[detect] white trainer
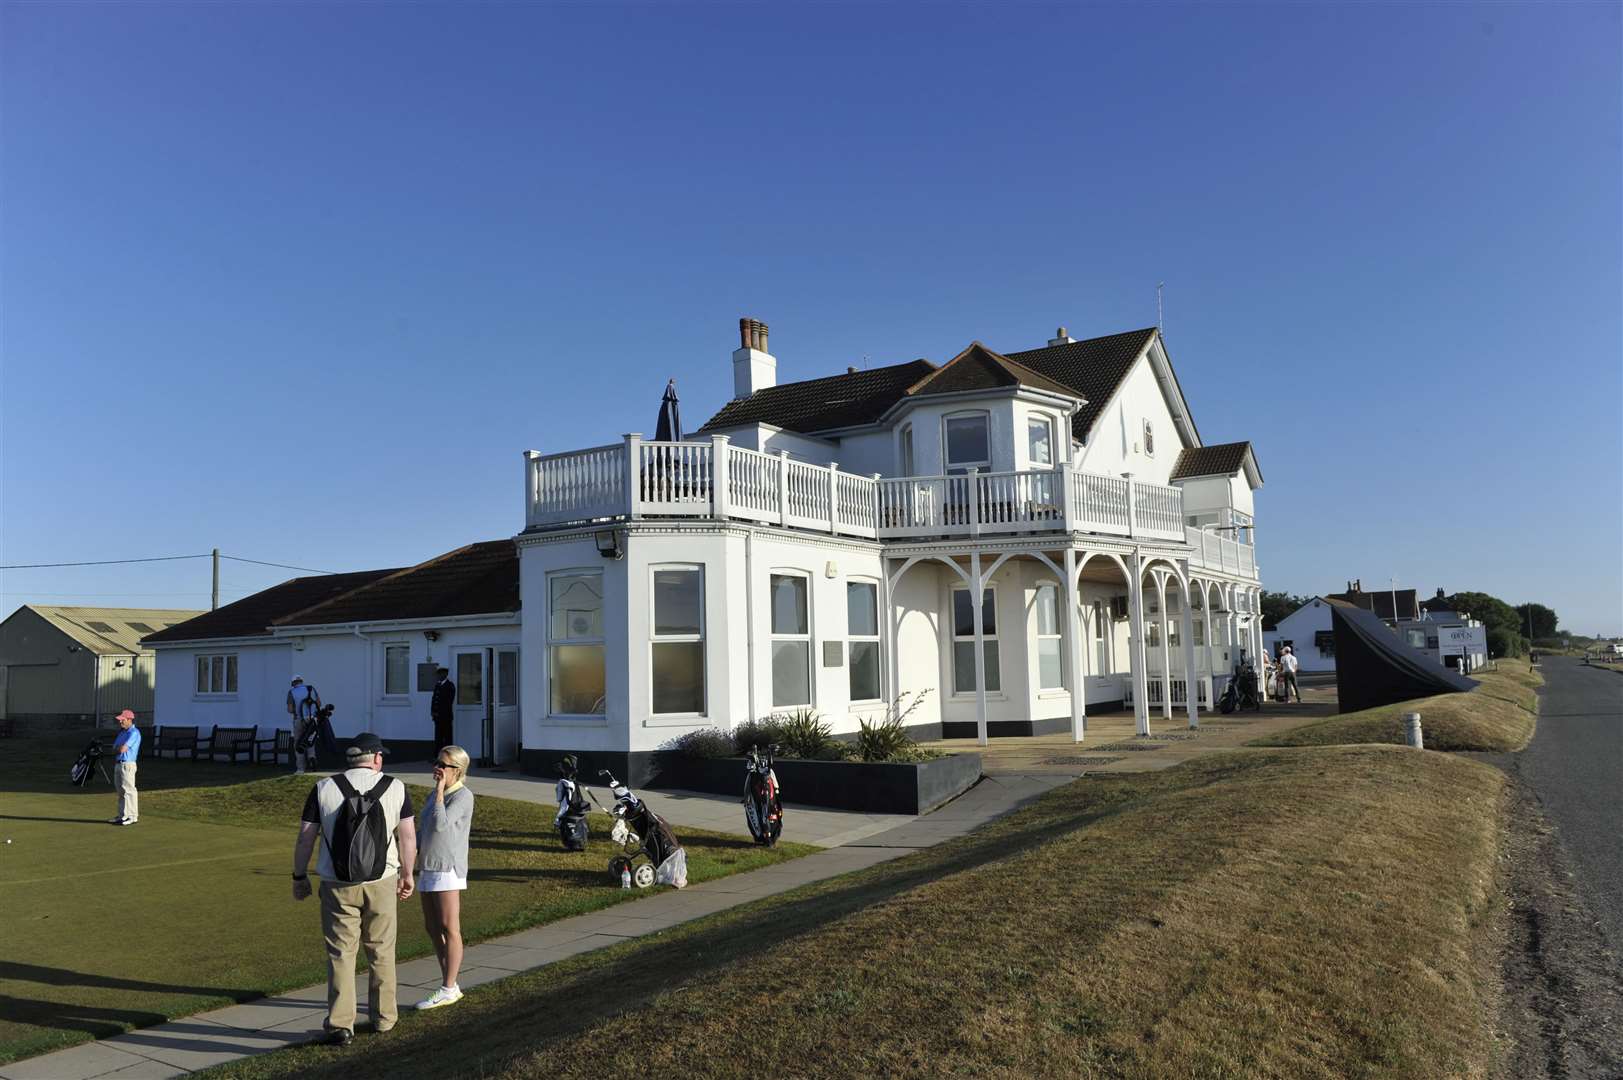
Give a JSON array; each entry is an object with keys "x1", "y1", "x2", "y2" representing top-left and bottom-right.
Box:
[{"x1": 414, "y1": 985, "x2": 463, "y2": 1010}]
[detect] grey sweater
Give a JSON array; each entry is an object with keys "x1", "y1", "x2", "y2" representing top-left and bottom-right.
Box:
[{"x1": 417, "y1": 785, "x2": 474, "y2": 878}]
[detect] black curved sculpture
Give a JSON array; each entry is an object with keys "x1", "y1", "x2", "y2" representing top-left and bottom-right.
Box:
[{"x1": 1332, "y1": 603, "x2": 1478, "y2": 713}]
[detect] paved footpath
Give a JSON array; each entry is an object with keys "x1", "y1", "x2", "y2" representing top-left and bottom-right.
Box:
[{"x1": 1, "y1": 774, "x2": 1067, "y2": 1080}]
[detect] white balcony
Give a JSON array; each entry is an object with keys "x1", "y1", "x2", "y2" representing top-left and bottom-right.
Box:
[{"x1": 524, "y1": 435, "x2": 1258, "y2": 579}]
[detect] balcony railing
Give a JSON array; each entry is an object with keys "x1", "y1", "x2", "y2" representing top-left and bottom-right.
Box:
[{"x1": 524, "y1": 435, "x2": 1257, "y2": 576}]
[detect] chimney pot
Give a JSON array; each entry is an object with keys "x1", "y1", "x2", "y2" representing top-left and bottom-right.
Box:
[{"x1": 847, "y1": 366, "x2": 857, "y2": 374}]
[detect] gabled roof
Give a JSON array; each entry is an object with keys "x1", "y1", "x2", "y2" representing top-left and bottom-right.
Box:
[
  {"x1": 1420, "y1": 589, "x2": 1456, "y2": 613},
  {"x1": 1003, "y1": 327, "x2": 1160, "y2": 442},
  {"x1": 17, "y1": 606, "x2": 207, "y2": 654},
  {"x1": 1326, "y1": 587, "x2": 1421, "y2": 623},
  {"x1": 902, "y1": 342, "x2": 1082, "y2": 402},
  {"x1": 1169, "y1": 441, "x2": 1263, "y2": 485},
  {"x1": 698, "y1": 359, "x2": 936, "y2": 435},
  {"x1": 142, "y1": 571, "x2": 399, "y2": 644},
  {"x1": 275, "y1": 540, "x2": 519, "y2": 627}
]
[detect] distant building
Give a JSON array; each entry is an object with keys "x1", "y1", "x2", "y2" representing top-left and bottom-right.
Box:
[
  {"x1": 0, "y1": 605, "x2": 204, "y2": 729},
  {"x1": 1264, "y1": 585, "x2": 1486, "y2": 674}
]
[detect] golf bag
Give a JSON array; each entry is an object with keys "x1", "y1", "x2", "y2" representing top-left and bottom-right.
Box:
[
  {"x1": 1218, "y1": 660, "x2": 1262, "y2": 714},
  {"x1": 596, "y1": 769, "x2": 687, "y2": 889},
  {"x1": 742, "y1": 744, "x2": 783, "y2": 847},
  {"x1": 555, "y1": 756, "x2": 590, "y2": 852},
  {"x1": 69, "y1": 739, "x2": 111, "y2": 788},
  {"x1": 295, "y1": 704, "x2": 337, "y2": 762}
]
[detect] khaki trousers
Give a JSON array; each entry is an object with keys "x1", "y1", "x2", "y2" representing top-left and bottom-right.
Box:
[
  {"x1": 115, "y1": 762, "x2": 138, "y2": 822},
  {"x1": 318, "y1": 876, "x2": 399, "y2": 1033}
]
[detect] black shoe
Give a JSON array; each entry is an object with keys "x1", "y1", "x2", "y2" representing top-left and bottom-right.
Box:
[{"x1": 324, "y1": 1028, "x2": 353, "y2": 1047}]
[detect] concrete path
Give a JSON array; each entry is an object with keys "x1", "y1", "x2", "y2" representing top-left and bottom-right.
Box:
[{"x1": 0, "y1": 775, "x2": 1067, "y2": 1079}]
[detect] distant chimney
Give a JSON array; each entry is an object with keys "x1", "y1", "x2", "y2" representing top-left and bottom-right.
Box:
[
  {"x1": 847, "y1": 366, "x2": 858, "y2": 374},
  {"x1": 732, "y1": 316, "x2": 777, "y2": 398},
  {"x1": 1048, "y1": 326, "x2": 1077, "y2": 346}
]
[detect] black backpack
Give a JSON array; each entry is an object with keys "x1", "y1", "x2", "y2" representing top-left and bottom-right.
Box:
[{"x1": 323, "y1": 774, "x2": 395, "y2": 883}]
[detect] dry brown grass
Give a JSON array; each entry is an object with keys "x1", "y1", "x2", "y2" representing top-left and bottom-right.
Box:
[
  {"x1": 1252, "y1": 659, "x2": 1541, "y2": 752},
  {"x1": 210, "y1": 746, "x2": 1507, "y2": 1080}
]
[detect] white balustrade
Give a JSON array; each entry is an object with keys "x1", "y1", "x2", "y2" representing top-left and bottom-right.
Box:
[
  {"x1": 525, "y1": 443, "x2": 627, "y2": 527},
  {"x1": 1132, "y1": 480, "x2": 1185, "y2": 540},
  {"x1": 637, "y1": 440, "x2": 713, "y2": 515}
]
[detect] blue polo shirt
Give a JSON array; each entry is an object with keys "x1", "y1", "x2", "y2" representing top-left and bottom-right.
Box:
[{"x1": 114, "y1": 725, "x2": 141, "y2": 763}]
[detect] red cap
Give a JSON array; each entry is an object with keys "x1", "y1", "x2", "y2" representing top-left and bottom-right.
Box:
[{"x1": 114, "y1": 709, "x2": 136, "y2": 721}]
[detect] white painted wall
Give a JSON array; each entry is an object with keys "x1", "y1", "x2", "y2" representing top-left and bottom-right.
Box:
[
  {"x1": 833, "y1": 430, "x2": 892, "y2": 478},
  {"x1": 1076, "y1": 356, "x2": 1184, "y2": 484},
  {"x1": 520, "y1": 534, "x2": 626, "y2": 759},
  {"x1": 1264, "y1": 598, "x2": 1336, "y2": 672},
  {"x1": 152, "y1": 639, "x2": 292, "y2": 733}
]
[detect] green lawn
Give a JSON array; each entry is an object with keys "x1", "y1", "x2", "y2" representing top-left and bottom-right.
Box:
[
  {"x1": 202, "y1": 746, "x2": 1508, "y2": 1080},
  {"x1": 0, "y1": 734, "x2": 813, "y2": 1065}
]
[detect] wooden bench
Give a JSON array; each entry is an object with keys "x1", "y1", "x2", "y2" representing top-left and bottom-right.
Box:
[
  {"x1": 154, "y1": 725, "x2": 201, "y2": 760},
  {"x1": 199, "y1": 724, "x2": 257, "y2": 764},
  {"x1": 255, "y1": 728, "x2": 294, "y2": 766}
]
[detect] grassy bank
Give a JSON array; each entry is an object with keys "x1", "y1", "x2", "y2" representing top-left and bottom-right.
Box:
[
  {"x1": 0, "y1": 734, "x2": 813, "y2": 1064},
  {"x1": 208, "y1": 746, "x2": 1507, "y2": 1080},
  {"x1": 1251, "y1": 658, "x2": 1541, "y2": 752}
]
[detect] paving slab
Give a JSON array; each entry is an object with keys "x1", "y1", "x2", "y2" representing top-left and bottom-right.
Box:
[
  {"x1": 92, "y1": 1059, "x2": 186, "y2": 1080},
  {"x1": 0, "y1": 1041, "x2": 156, "y2": 1080},
  {"x1": 191, "y1": 998, "x2": 327, "y2": 1036},
  {"x1": 100, "y1": 1020, "x2": 306, "y2": 1073}
]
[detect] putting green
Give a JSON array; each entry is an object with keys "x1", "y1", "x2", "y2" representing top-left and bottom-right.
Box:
[{"x1": 0, "y1": 737, "x2": 812, "y2": 1065}]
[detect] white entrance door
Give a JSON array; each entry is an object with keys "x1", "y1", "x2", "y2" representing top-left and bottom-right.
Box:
[
  {"x1": 451, "y1": 650, "x2": 488, "y2": 761},
  {"x1": 493, "y1": 648, "x2": 520, "y2": 766}
]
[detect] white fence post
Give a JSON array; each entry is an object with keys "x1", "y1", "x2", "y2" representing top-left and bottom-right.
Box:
[
  {"x1": 828, "y1": 462, "x2": 839, "y2": 534},
  {"x1": 1125, "y1": 477, "x2": 1138, "y2": 538},
  {"x1": 872, "y1": 472, "x2": 883, "y2": 533},
  {"x1": 711, "y1": 435, "x2": 731, "y2": 520},
  {"x1": 624, "y1": 433, "x2": 642, "y2": 519},
  {"x1": 1059, "y1": 463, "x2": 1076, "y2": 532},
  {"x1": 777, "y1": 450, "x2": 790, "y2": 527},
  {"x1": 968, "y1": 467, "x2": 982, "y2": 539},
  {"x1": 523, "y1": 450, "x2": 540, "y2": 527}
]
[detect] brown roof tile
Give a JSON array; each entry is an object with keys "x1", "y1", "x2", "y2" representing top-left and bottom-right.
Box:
[
  {"x1": 698, "y1": 359, "x2": 936, "y2": 435},
  {"x1": 1169, "y1": 441, "x2": 1256, "y2": 481},
  {"x1": 1004, "y1": 328, "x2": 1159, "y2": 442},
  {"x1": 142, "y1": 570, "x2": 400, "y2": 644},
  {"x1": 904, "y1": 342, "x2": 1082, "y2": 401},
  {"x1": 275, "y1": 540, "x2": 519, "y2": 626}
]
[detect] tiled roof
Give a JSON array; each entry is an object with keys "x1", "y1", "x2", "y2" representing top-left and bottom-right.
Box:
[
  {"x1": 1004, "y1": 328, "x2": 1159, "y2": 442},
  {"x1": 276, "y1": 540, "x2": 519, "y2": 627},
  {"x1": 1326, "y1": 588, "x2": 1420, "y2": 622},
  {"x1": 18, "y1": 606, "x2": 208, "y2": 654},
  {"x1": 142, "y1": 571, "x2": 399, "y2": 644},
  {"x1": 698, "y1": 359, "x2": 937, "y2": 435},
  {"x1": 1169, "y1": 441, "x2": 1255, "y2": 481},
  {"x1": 904, "y1": 342, "x2": 1082, "y2": 401}
]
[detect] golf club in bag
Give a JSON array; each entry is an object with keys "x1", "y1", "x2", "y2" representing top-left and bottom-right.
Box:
[
  {"x1": 742, "y1": 743, "x2": 783, "y2": 846},
  {"x1": 593, "y1": 769, "x2": 687, "y2": 889},
  {"x1": 69, "y1": 739, "x2": 113, "y2": 788}
]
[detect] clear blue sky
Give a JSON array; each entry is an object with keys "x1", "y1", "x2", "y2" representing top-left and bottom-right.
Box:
[{"x1": 3, "y1": 3, "x2": 1619, "y2": 634}]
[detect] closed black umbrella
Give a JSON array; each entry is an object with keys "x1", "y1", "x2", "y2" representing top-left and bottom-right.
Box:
[{"x1": 654, "y1": 379, "x2": 682, "y2": 442}]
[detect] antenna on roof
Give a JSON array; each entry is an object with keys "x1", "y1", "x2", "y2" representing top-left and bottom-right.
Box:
[{"x1": 1156, "y1": 282, "x2": 1165, "y2": 335}]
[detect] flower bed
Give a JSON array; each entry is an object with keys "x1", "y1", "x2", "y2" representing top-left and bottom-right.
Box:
[{"x1": 649, "y1": 751, "x2": 982, "y2": 815}]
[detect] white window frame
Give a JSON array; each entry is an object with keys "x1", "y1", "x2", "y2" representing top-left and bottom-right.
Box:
[
  {"x1": 847, "y1": 579, "x2": 883, "y2": 704},
  {"x1": 1093, "y1": 600, "x2": 1110, "y2": 676},
  {"x1": 943, "y1": 410, "x2": 992, "y2": 475},
  {"x1": 547, "y1": 567, "x2": 606, "y2": 719},
  {"x1": 650, "y1": 564, "x2": 706, "y2": 718},
  {"x1": 951, "y1": 585, "x2": 1000, "y2": 695},
  {"x1": 1027, "y1": 415, "x2": 1054, "y2": 468},
  {"x1": 381, "y1": 642, "x2": 411, "y2": 698},
  {"x1": 195, "y1": 653, "x2": 238, "y2": 697},
  {"x1": 1034, "y1": 582, "x2": 1065, "y2": 691},
  {"x1": 770, "y1": 570, "x2": 814, "y2": 709}
]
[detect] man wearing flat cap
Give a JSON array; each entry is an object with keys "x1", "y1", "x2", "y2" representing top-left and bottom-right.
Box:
[{"x1": 291, "y1": 733, "x2": 417, "y2": 1046}]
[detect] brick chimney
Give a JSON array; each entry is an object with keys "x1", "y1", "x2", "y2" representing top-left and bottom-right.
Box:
[{"x1": 732, "y1": 317, "x2": 777, "y2": 398}]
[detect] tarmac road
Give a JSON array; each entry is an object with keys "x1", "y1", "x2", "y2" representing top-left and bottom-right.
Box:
[{"x1": 1506, "y1": 656, "x2": 1623, "y2": 950}]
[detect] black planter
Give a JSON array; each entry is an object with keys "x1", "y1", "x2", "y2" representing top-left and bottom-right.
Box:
[{"x1": 647, "y1": 752, "x2": 982, "y2": 815}]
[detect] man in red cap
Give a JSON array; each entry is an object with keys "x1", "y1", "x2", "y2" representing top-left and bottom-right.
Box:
[{"x1": 110, "y1": 709, "x2": 141, "y2": 825}]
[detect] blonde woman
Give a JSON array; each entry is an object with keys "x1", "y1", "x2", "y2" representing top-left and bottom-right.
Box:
[{"x1": 415, "y1": 745, "x2": 474, "y2": 1009}]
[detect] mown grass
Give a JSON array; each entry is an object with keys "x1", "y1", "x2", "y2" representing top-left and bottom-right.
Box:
[
  {"x1": 1250, "y1": 658, "x2": 1542, "y2": 752},
  {"x1": 205, "y1": 746, "x2": 1507, "y2": 1080},
  {"x1": 0, "y1": 734, "x2": 813, "y2": 1064}
]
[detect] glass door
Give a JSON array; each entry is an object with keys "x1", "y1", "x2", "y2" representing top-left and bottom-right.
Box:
[{"x1": 451, "y1": 649, "x2": 487, "y2": 761}]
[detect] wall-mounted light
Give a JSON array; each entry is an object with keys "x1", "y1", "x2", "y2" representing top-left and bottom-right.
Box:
[
  {"x1": 824, "y1": 560, "x2": 838, "y2": 579},
  {"x1": 595, "y1": 529, "x2": 625, "y2": 560},
  {"x1": 424, "y1": 630, "x2": 440, "y2": 642}
]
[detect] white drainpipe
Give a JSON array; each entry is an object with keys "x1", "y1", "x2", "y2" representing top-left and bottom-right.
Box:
[{"x1": 352, "y1": 624, "x2": 373, "y2": 734}]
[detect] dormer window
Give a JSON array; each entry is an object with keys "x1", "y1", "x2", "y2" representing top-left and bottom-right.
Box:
[
  {"x1": 1027, "y1": 417, "x2": 1053, "y2": 467},
  {"x1": 944, "y1": 412, "x2": 990, "y2": 475},
  {"x1": 1143, "y1": 419, "x2": 1155, "y2": 457}
]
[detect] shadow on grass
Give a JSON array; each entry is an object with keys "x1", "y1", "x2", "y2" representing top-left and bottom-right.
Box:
[
  {"x1": 0, "y1": 814, "x2": 111, "y2": 825},
  {"x1": 0, "y1": 961, "x2": 262, "y2": 1051}
]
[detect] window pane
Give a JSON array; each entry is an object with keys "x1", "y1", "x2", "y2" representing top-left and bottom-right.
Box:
[
  {"x1": 900, "y1": 427, "x2": 914, "y2": 475},
  {"x1": 456, "y1": 653, "x2": 483, "y2": 705},
  {"x1": 953, "y1": 590, "x2": 974, "y2": 637},
  {"x1": 980, "y1": 590, "x2": 996, "y2": 637},
  {"x1": 849, "y1": 640, "x2": 881, "y2": 701},
  {"x1": 945, "y1": 414, "x2": 989, "y2": 466},
  {"x1": 1035, "y1": 585, "x2": 1058, "y2": 635},
  {"x1": 550, "y1": 573, "x2": 603, "y2": 641},
  {"x1": 211, "y1": 656, "x2": 224, "y2": 694},
  {"x1": 549, "y1": 644, "x2": 604, "y2": 714},
  {"x1": 952, "y1": 641, "x2": 1000, "y2": 693},
  {"x1": 770, "y1": 575, "x2": 808, "y2": 635},
  {"x1": 847, "y1": 582, "x2": 878, "y2": 637},
  {"x1": 226, "y1": 655, "x2": 238, "y2": 694},
  {"x1": 497, "y1": 650, "x2": 519, "y2": 707},
  {"x1": 771, "y1": 641, "x2": 810, "y2": 707},
  {"x1": 197, "y1": 656, "x2": 208, "y2": 693},
  {"x1": 653, "y1": 569, "x2": 702, "y2": 636},
  {"x1": 652, "y1": 641, "x2": 705, "y2": 714},
  {"x1": 385, "y1": 646, "x2": 409, "y2": 695},
  {"x1": 1038, "y1": 638, "x2": 1063, "y2": 689},
  {"x1": 1028, "y1": 419, "x2": 1052, "y2": 465}
]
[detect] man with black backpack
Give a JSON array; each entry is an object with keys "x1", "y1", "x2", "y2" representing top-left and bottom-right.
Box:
[{"x1": 291, "y1": 733, "x2": 417, "y2": 1046}]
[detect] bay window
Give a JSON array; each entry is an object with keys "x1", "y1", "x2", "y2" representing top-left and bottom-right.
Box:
[
  {"x1": 549, "y1": 570, "x2": 605, "y2": 716},
  {"x1": 651, "y1": 567, "x2": 705, "y2": 715}
]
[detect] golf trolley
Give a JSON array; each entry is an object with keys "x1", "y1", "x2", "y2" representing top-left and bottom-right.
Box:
[
  {"x1": 69, "y1": 738, "x2": 113, "y2": 788},
  {"x1": 591, "y1": 769, "x2": 686, "y2": 889},
  {"x1": 1218, "y1": 658, "x2": 1262, "y2": 714}
]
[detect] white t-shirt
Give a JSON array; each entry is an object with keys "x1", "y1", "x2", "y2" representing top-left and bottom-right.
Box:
[
  {"x1": 1281, "y1": 653, "x2": 1300, "y2": 675},
  {"x1": 301, "y1": 768, "x2": 413, "y2": 882},
  {"x1": 288, "y1": 684, "x2": 320, "y2": 720}
]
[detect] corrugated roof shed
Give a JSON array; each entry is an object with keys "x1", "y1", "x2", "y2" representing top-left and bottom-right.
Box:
[
  {"x1": 142, "y1": 571, "x2": 399, "y2": 644},
  {"x1": 26, "y1": 606, "x2": 207, "y2": 654},
  {"x1": 275, "y1": 540, "x2": 519, "y2": 627}
]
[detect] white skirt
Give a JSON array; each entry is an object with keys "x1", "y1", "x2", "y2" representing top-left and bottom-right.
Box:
[{"x1": 417, "y1": 870, "x2": 467, "y2": 892}]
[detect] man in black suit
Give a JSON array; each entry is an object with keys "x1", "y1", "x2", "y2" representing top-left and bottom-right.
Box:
[{"x1": 430, "y1": 667, "x2": 455, "y2": 751}]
